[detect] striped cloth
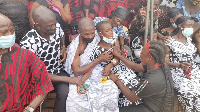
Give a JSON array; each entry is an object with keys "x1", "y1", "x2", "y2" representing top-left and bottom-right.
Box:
[{"x1": 0, "y1": 46, "x2": 54, "y2": 112}]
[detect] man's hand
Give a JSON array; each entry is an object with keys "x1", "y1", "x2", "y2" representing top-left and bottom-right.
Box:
[
  {"x1": 59, "y1": 47, "x2": 66, "y2": 63},
  {"x1": 68, "y1": 77, "x2": 84, "y2": 85},
  {"x1": 179, "y1": 62, "x2": 191, "y2": 71},
  {"x1": 98, "y1": 51, "x2": 113, "y2": 62},
  {"x1": 51, "y1": 0, "x2": 63, "y2": 9}
]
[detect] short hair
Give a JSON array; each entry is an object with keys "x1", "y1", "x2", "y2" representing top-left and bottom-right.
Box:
[
  {"x1": 78, "y1": 17, "x2": 95, "y2": 32},
  {"x1": 167, "y1": 7, "x2": 183, "y2": 19},
  {"x1": 32, "y1": 5, "x2": 55, "y2": 24},
  {"x1": 96, "y1": 21, "x2": 111, "y2": 32}
]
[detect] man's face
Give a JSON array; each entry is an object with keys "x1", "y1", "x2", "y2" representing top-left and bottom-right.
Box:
[
  {"x1": 80, "y1": 26, "x2": 95, "y2": 40},
  {"x1": 0, "y1": 19, "x2": 15, "y2": 37},
  {"x1": 36, "y1": 17, "x2": 57, "y2": 36}
]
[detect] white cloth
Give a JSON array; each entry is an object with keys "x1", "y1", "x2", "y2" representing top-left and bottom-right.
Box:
[{"x1": 65, "y1": 32, "x2": 119, "y2": 112}]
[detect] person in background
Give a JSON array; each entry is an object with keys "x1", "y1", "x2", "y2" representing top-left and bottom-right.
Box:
[
  {"x1": 165, "y1": 16, "x2": 200, "y2": 112},
  {"x1": 20, "y1": 6, "x2": 81, "y2": 112},
  {"x1": 0, "y1": 13, "x2": 54, "y2": 112},
  {"x1": 158, "y1": 7, "x2": 183, "y2": 42},
  {"x1": 110, "y1": 41, "x2": 174, "y2": 112},
  {"x1": 99, "y1": 0, "x2": 128, "y2": 17},
  {"x1": 158, "y1": 0, "x2": 176, "y2": 33},
  {"x1": 93, "y1": 6, "x2": 129, "y2": 55},
  {"x1": 64, "y1": 0, "x2": 82, "y2": 46},
  {"x1": 83, "y1": 0, "x2": 100, "y2": 20},
  {"x1": 131, "y1": 27, "x2": 157, "y2": 64},
  {"x1": 176, "y1": 0, "x2": 200, "y2": 22},
  {"x1": 176, "y1": 0, "x2": 200, "y2": 65},
  {"x1": 0, "y1": 0, "x2": 30, "y2": 44},
  {"x1": 30, "y1": 0, "x2": 72, "y2": 29}
]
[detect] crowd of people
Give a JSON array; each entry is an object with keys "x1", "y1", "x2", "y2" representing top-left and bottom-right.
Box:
[{"x1": 0, "y1": 0, "x2": 200, "y2": 112}]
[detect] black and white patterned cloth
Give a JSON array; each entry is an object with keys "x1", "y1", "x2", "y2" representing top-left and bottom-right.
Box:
[
  {"x1": 130, "y1": 36, "x2": 142, "y2": 63},
  {"x1": 90, "y1": 45, "x2": 142, "y2": 107},
  {"x1": 20, "y1": 23, "x2": 64, "y2": 74},
  {"x1": 167, "y1": 37, "x2": 200, "y2": 112}
]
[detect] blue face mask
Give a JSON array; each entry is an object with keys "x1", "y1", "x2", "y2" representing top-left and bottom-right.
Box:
[
  {"x1": 103, "y1": 36, "x2": 114, "y2": 44},
  {"x1": 172, "y1": 23, "x2": 177, "y2": 28},
  {"x1": 182, "y1": 28, "x2": 193, "y2": 37},
  {"x1": 0, "y1": 33, "x2": 15, "y2": 49}
]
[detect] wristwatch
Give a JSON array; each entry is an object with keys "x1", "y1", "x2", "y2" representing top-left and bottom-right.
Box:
[{"x1": 25, "y1": 106, "x2": 34, "y2": 112}]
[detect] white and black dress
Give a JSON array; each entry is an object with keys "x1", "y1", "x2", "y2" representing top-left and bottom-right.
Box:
[
  {"x1": 90, "y1": 45, "x2": 142, "y2": 108},
  {"x1": 167, "y1": 37, "x2": 200, "y2": 112}
]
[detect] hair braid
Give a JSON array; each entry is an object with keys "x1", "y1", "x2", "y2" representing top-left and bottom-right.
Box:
[{"x1": 149, "y1": 41, "x2": 167, "y2": 72}]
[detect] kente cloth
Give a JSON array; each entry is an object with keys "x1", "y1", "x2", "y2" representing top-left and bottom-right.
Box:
[{"x1": 0, "y1": 46, "x2": 54, "y2": 112}]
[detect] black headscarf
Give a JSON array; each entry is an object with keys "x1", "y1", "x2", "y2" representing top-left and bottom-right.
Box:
[{"x1": 109, "y1": 6, "x2": 129, "y2": 21}]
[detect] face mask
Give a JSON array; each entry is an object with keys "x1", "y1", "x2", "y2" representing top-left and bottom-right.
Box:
[
  {"x1": 0, "y1": 33, "x2": 15, "y2": 49},
  {"x1": 182, "y1": 28, "x2": 194, "y2": 37},
  {"x1": 46, "y1": 28, "x2": 56, "y2": 35},
  {"x1": 172, "y1": 23, "x2": 177, "y2": 28},
  {"x1": 81, "y1": 36, "x2": 94, "y2": 43},
  {"x1": 103, "y1": 36, "x2": 114, "y2": 44}
]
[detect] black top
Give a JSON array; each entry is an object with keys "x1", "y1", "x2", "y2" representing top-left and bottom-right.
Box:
[
  {"x1": 0, "y1": 0, "x2": 30, "y2": 44},
  {"x1": 133, "y1": 65, "x2": 174, "y2": 112},
  {"x1": 35, "y1": 0, "x2": 69, "y2": 28}
]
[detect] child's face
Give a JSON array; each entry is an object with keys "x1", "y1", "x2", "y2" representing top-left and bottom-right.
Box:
[{"x1": 100, "y1": 23, "x2": 113, "y2": 39}]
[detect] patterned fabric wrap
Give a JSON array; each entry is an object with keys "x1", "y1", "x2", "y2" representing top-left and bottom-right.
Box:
[
  {"x1": 176, "y1": 0, "x2": 200, "y2": 22},
  {"x1": 190, "y1": 0, "x2": 200, "y2": 5},
  {"x1": 167, "y1": 36, "x2": 200, "y2": 112}
]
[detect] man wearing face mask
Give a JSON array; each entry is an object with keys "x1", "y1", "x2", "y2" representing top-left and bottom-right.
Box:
[
  {"x1": 20, "y1": 6, "x2": 81, "y2": 112},
  {"x1": 64, "y1": 17, "x2": 113, "y2": 112},
  {"x1": 0, "y1": 13, "x2": 54, "y2": 112}
]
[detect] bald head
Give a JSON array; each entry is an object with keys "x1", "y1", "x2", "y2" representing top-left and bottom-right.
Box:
[
  {"x1": 32, "y1": 5, "x2": 56, "y2": 24},
  {"x1": 78, "y1": 17, "x2": 95, "y2": 32},
  {"x1": 0, "y1": 13, "x2": 15, "y2": 37},
  {"x1": 0, "y1": 13, "x2": 13, "y2": 27}
]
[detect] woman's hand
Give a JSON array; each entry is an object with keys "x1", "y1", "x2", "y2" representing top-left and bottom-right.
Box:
[
  {"x1": 179, "y1": 62, "x2": 191, "y2": 71},
  {"x1": 109, "y1": 73, "x2": 119, "y2": 82},
  {"x1": 51, "y1": 0, "x2": 63, "y2": 9},
  {"x1": 111, "y1": 44, "x2": 121, "y2": 57},
  {"x1": 98, "y1": 51, "x2": 113, "y2": 62}
]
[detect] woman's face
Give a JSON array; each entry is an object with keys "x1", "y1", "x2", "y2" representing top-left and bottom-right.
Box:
[
  {"x1": 181, "y1": 20, "x2": 195, "y2": 29},
  {"x1": 112, "y1": 16, "x2": 125, "y2": 27},
  {"x1": 170, "y1": 14, "x2": 183, "y2": 24},
  {"x1": 100, "y1": 23, "x2": 113, "y2": 39},
  {"x1": 140, "y1": 46, "x2": 151, "y2": 65}
]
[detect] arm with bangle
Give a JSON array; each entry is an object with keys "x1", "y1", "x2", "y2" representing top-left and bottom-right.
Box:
[
  {"x1": 109, "y1": 73, "x2": 141, "y2": 102},
  {"x1": 23, "y1": 93, "x2": 47, "y2": 112}
]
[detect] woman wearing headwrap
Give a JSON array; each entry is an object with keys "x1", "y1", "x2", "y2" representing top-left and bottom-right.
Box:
[
  {"x1": 93, "y1": 6, "x2": 129, "y2": 55},
  {"x1": 165, "y1": 16, "x2": 200, "y2": 112}
]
